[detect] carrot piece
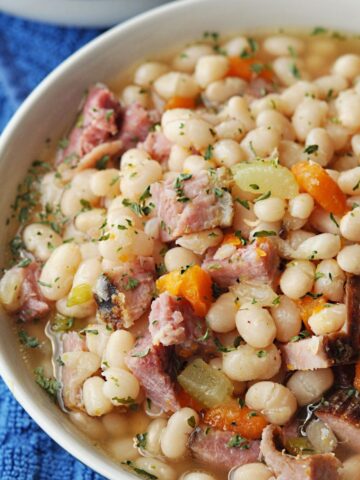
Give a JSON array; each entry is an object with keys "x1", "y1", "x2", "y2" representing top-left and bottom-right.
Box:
[
  {"x1": 292, "y1": 161, "x2": 348, "y2": 216},
  {"x1": 296, "y1": 295, "x2": 327, "y2": 331},
  {"x1": 165, "y1": 96, "x2": 196, "y2": 110},
  {"x1": 156, "y1": 265, "x2": 213, "y2": 316},
  {"x1": 227, "y1": 57, "x2": 274, "y2": 82},
  {"x1": 177, "y1": 388, "x2": 205, "y2": 412},
  {"x1": 203, "y1": 402, "x2": 268, "y2": 440},
  {"x1": 221, "y1": 232, "x2": 242, "y2": 247},
  {"x1": 354, "y1": 361, "x2": 360, "y2": 392}
]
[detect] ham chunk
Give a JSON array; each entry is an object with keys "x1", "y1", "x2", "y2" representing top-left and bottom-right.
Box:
[
  {"x1": 125, "y1": 334, "x2": 180, "y2": 412},
  {"x1": 151, "y1": 169, "x2": 233, "y2": 241},
  {"x1": 138, "y1": 131, "x2": 172, "y2": 164},
  {"x1": 61, "y1": 332, "x2": 101, "y2": 410},
  {"x1": 261, "y1": 425, "x2": 341, "y2": 480},
  {"x1": 202, "y1": 238, "x2": 279, "y2": 288},
  {"x1": 119, "y1": 103, "x2": 160, "y2": 151},
  {"x1": 18, "y1": 262, "x2": 50, "y2": 322},
  {"x1": 281, "y1": 275, "x2": 360, "y2": 371},
  {"x1": 316, "y1": 388, "x2": 360, "y2": 453},
  {"x1": 149, "y1": 292, "x2": 214, "y2": 357},
  {"x1": 57, "y1": 83, "x2": 121, "y2": 165},
  {"x1": 94, "y1": 257, "x2": 155, "y2": 329},
  {"x1": 189, "y1": 427, "x2": 260, "y2": 470}
]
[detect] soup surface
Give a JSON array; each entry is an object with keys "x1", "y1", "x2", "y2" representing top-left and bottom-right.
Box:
[{"x1": 3, "y1": 27, "x2": 360, "y2": 480}]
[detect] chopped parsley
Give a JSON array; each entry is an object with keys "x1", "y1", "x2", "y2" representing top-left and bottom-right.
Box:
[
  {"x1": 305, "y1": 292, "x2": 323, "y2": 299},
  {"x1": 311, "y1": 26, "x2": 328, "y2": 35},
  {"x1": 34, "y1": 367, "x2": 61, "y2": 401},
  {"x1": 187, "y1": 416, "x2": 196, "y2": 428},
  {"x1": 249, "y1": 183, "x2": 260, "y2": 190},
  {"x1": 214, "y1": 187, "x2": 224, "y2": 198},
  {"x1": 131, "y1": 348, "x2": 150, "y2": 358},
  {"x1": 17, "y1": 258, "x2": 31, "y2": 268},
  {"x1": 272, "y1": 296, "x2": 281, "y2": 306},
  {"x1": 204, "y1": 144, "x2": 214, "y2": 161},
  {"x1": 80, "y1": 198, "x2": 92, "y2": 211},
  {"x1": 290, "y1": 63, "x2": 301, "y2": 79},
  {"x1": 197, "y1": 328, "x2": 210, "y2": 342},
  {"x1": 122, "y1": 461, "x2": 158, "y2": 480},
  {"x1": 122, "y1": 197, "x2": 154, "y2": 217},
  {"x1": 214, "y1": 337, "x2": 236, "y2": 353},
  {"x1": 19, "y1": 330, "x2": 39, "y2": 348},
  {"x1": 329, "y1": 213, "x2": 339, "y2": 228},
  {"x1": 253, "y1": 230, "x2": 277, "y2": 238},
  {"x1": 124, "y1": 277, "x2": 140, "y2": 290},
  {"x1": 234, "y1": 230, "x2": 247, "y2": 245},
  {"x1": 353, "y1": 180, "x2": 360, "y2": 191},
  {"x1": 135, "y1": 432, "x2": 148, "y2": 449},
  {"x1": 255, "y1": 191, "x2": 271, "y2": 202},
  {"x1": 236, "y1": 198, "x2": 250, "y2": 210},
  {"x1": 174, "y1": 173, "x2": 192, "y2": 203},
  {"x1": 257, "y1": 350, "x2": 267, "y2": 358},
  {"x1": 304, "y1": 144, "x2": 319, "y2": 155},
  {"x1": 51, "y1": 313, "x2": 74, "y2": 332},
  {"x1": 95, "y1": 154, "x2": 110, "y2": 170},
  {"x1": 227, "y1": 434, "x2": 249, "y2": 449},
  {"x1": 290, "y1": 330, "x2": 311, "y2": 342}
]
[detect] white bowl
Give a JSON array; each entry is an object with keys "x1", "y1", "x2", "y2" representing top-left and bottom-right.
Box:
[
  {"x1": 0, "y1": 0, "x2": 360, "y2": 478},
  {"x1": 0, "y1": 0, "x2": 173, "y2": 27}
]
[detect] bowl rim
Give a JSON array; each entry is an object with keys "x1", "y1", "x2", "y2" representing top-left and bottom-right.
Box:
[{"x1": 0, "y1": 1, "x2": 203, "y2": 478}]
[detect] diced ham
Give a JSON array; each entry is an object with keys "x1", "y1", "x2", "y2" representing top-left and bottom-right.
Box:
[
  {"x1": 149, "y1": 292, "x2": 214, "y2": 357},
  {"x1": 138, "y1": 131, "x2": 172, "y2": 164},
  {"x1": 125, "y1": 334, "x2": 180, "y2": 412},
  {"x1": 316, "y1": 389, "x2": 360, "y2": 453},
  {"x1": 61, "y1": 332, "x2": 101, "y2": 410},
  {"x1": 202, "y1": 239, "x2": 279, "y2": 288},
  {"x1": 189, "y1": 427, "x2": 260, "y2": 470},
  {"x1": 119, "y1": 103, "x2": 160, "y2": 151},
  {"x1": 57, "y1": 84, "x2": 122, "y2": 165},
  {"x1": 94, "y1": 257, "x2": 155, "y2": 329},
  {"x1": 260, "y1": 425, "x2": 341, "y2": 480},
  {"x1": 281, "y1": 275, "x2": 360, "y2": 371},
  {"x1": 18, "y1": 262, "x2": 50, "y2": 322},
  {"x1": 151, "y1": 169, "x2": 233, "y2": 241}
]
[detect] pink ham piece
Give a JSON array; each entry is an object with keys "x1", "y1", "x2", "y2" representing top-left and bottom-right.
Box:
[
  {"x1": 316, "y1": 388, "x2": 360, "y2": 453},
  {"x1": 61, "y1": 332, "x2": 88, "y2": 410},
  {"x1": 189, "y1": 427, "x2": 260, "y2": 470},
  {"x1": 151, "y1": 169, "x2": 233, "y2": 241},
  {"x1": 281, "y1": 275, "x2": 360, "y2": 371},
  {"x1": 202, "y1": 238, "x2": 279, "y2": 288},
  {"x1": 148, "y1": 292, "x2": 214, "y2": 357},
  {"x1": 125, "y1": 333, "x2": 180, "y2": 412},
  {"x1": 260, "y1": 425, "x2": 341, "y2": 480},
  {"x1": 56, "y1": 83, "x2": 122, "y2": 165},
  {"x1": 119, "y1": 103, "x2": 160, "y2": 151},
  {"x1": 94, "y1": 257, "x2": 155, "y2": 329},
  {"x1": 18, "y1": 262, "x2": 50, "y2": 322},
  {"x1": 138, "y1": 130, "x2": 172, "y2": 164}
]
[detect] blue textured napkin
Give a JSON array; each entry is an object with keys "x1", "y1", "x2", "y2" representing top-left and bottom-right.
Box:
[{"x1": 0, "y1": 11, "x2": 106, "y2": 479}]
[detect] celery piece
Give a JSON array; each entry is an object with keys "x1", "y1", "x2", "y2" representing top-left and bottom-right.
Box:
[
  {"x1": 66, "y1": 283, "x2": 93, "y2": 307},
  {"x1": 232, "y1": 161, "x2": 299, "y2": 199},
  {"x1": 285, "y1": 437, "x2": 314, "y2": 456},
  {"x1": 178, "y1": 358, "x2": 233, "y2": 408}
]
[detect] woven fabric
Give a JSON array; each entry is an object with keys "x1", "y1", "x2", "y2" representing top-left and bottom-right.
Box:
[{"x1": 0, "y1": 11, "x2": 106, "y2": 479}]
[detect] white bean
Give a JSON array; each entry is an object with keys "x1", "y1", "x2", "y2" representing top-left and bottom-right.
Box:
[
  {"x1": 292, "y1": 98, "x2": 328, "y2": 141},
  {"x1": 160, "y1": 407, "x2": 199, "y2": 459},
  {"x1": 251, "y1": 94, "x2": 286, "y2": 118},
  {"x1": 120, "y1": 159, "x2": 162, "y2": 199},
  {"x1": 0, "y1": 267, "x2": 24, "y2": 312},
  {"x1": 69, "y1": 411, "x2": 107, "y2": 441},
  {"x1": 173, "y1": 44, "x2": 214, "y2": 72},
  {"x1": 314, "y1": 259, "x2": 345, "y2": 302},
  {"x1": 176, "y1": 229, "x2": 223, "y2": 255},
  {"x1": 23, "y1": 223, "x2": 62, "y2": 261},
  {"x1": 338, "y1": 166, "x2": 360, "y2": 195},
  {"x1": 256, "y1": 109, "x2": 295, "y2": 141},
  {"x1": 134, "y1": 457, "x2": 176, "y2": 480},
  {"x1": 144, "y1": 418, "x2": 167, "y2": 455},
  {"x1": 280, "y1": 260, "x2": 315, "y2": 299},
  {"x1": 222, "y1": 36, "x2": 250, "y2": 56},
  {"x1": 134, "y1": 62, "x2": 169, "y2": 88},
  {"x1": 325, "y1": 122, "x2": 351, "y2": 151},
  {"x1": 39, "y1": 243, "x2": 81, "y2": 300},
  {"x1": 102, "y1": 330, "x2": 135, "y2": 369},
  {"x1": 333, "y1": 154, "x2": 359, "y2": 172},
  {"x1": 195, "y1": 55, "x2": 229, "y2": 88},
  {"x1": 56, "y1": 297, "x2": 95, "y2": 319},
  {"x1": 86, "y1": 324, "x2": 111, "y2": 358},
  {"x1": 314, "y1": 74, "x2": 348, "y2": 99},
  {"x1": 121, "y1": 85, "x2": 150, "y2": 108},
  {"x1": 287, "y1": 230, "x2": 315, "y2": 250},
  {"x1": 214, "y1": 119, "x2": 246, "y2": 142},
  {"x1": 306, "y1": 419, "x2": 337, "y2": 454},
  {"x1": 102, "y1": 368, "x2": 140, "y2": 406},
  {"x1": 287, "y1": 369, "x2": 334, "y2": 406},
  {"x1": 227, "y1": 96, "x2": 255, "y2": 132},
  {"x1": 168, "y1": 145, "x2": 190, "y2": 172},
  {"x1": 335, "y1": 90, "x2": 360, "y2": 130},
  {"x1": 288, "y1": 193, "x2": 314, "y2": 219},
  {"x1": 278, "y1": 140, "x2": 303, "y2": 168},
  {"x1": 270, "y1": 295, "x2": 302, "y2": 342},
  {"x1": 75, "y1": 208, "x2": 106, "y2": 238},
  {"x1": 272, "y1": 57, "x2": 307, "y2": 87},
  {"x1": 254, "y1": 197, "x2": 286, "y2": 222},
  {"x1": 263, "y1": 35, "x2": 304, "y2": 56},
  {"x1": 211, "y1": 139, "x2": 246, "y2": 168},
  {"x1": 245, "y1": 381, "x2": 297, "y2": 425},
  {"x1": 102, "y1": 412, "x2": 129, "y2": 437},
  {"x1": 241, "y1": 126, "x2": 280, "y2": 158},
  {"x1": 181, "y1": 473, "x2": 217, "y2": 480},
  {"x1": 83, "y1": 376, "x2": 113, "y2": 417},
  {"x1": 352, "y1": 134, "x2": 360, "y2": 157},
  {"x1": 231, "y1": 463, "x2": 273, "y2": 480},
  {"x1": 154, "y1": 72, "x2": 200, "y2": 99},
  {"x1": 120, "y1": 148, "x2": 151, "y2": 169},
  {"x1": 337, "y1": 244, "x2": 360, "y2": 274},
  {"x1": 205, "y1": 77, "x2": 246, "y2": 104},
  {"x1": 281, "y1": 81, "x2": 319, "y2": 116},
  {"x1": 90, "y1": 169, "x2": 120, "y2": 198},
  {"x1": 164, "y1": 247, "x2": 200, "y2": 272},
  {"x1": 309, "y1": 207, "x2": 340, "y2": 235},
  {"x1": 183, "y1": 155, "x2": 216, "y2": 173},
  {"x1": 236, "y1": 305, "x2": 276, "y2": 349},
  {"x1": 206, "y1": 292, "x2": 237, "y2": 333},
  {"x1": 332, "y1": 54, "x2": 360, "y2": 81},
  {"x1": 293, "y1": 233, "x2": 341, "y2": 260},
  {"x1": 340, "y1": 207, "x2": 360, "y2": 241},
  {"x1": 341, "y1": 454, "x2": 360, "y2": 480},
  {"x1": 304, "y1": 128, "x2": 334, "y2": 167},
  {"x1": 164, "y1": 118, "x2": 214, "y2": 150},
  {"x1": 308, "y1": 303, "x2": 346, "y2": 335},
  {"x1": 107, "y1": 437, "x2": 138, "y2": 461},
  {"x1": 222, "y1": 344, "x2": 281, "y2": 382}
]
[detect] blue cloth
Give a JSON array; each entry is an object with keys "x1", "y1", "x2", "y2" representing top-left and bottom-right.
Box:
[{"x1": 0, "y1": 11, "x2": 106, "y2": 479}]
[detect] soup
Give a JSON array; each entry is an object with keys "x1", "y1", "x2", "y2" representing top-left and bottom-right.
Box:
[{"x1": 2, "y1": 27, "x2": 360, "y2": 480}]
